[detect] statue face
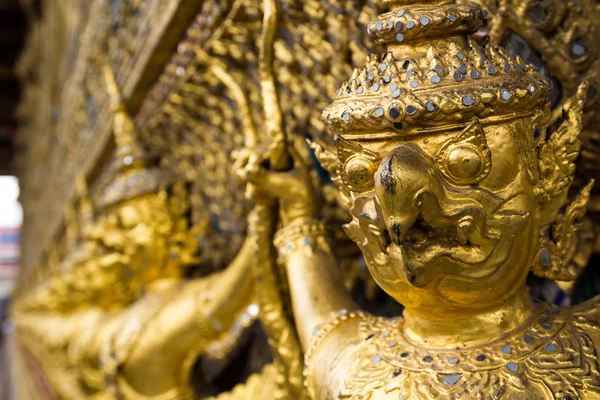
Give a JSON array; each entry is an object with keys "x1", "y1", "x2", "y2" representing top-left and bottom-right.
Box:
[
  {"x1": 111, "y1": 194, "x2": 172, "y2": 283},
  {"x1": 342, "y1": 118, "x2": 544, "y2": 315}
]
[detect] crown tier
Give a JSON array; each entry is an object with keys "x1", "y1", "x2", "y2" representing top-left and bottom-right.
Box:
[
  {"x1": 323, "y1": 1, "x2": 550, "y2": 138},
  {"x1": 369, "y1": 3, "x2": 483, "y2": 54}
]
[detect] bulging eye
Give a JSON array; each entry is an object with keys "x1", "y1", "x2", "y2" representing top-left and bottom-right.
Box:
[
  {"x1": 435, "y1": 120, "x2": 492, "y2": 185},
  {"x1": 343, "y1": 156, "x2": 377, "y2": 192},
  {"x1": 445, "y1": 145, "x2": 485, "y2": 181}
]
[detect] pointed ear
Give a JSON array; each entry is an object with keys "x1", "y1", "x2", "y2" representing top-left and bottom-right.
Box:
[
  {"x1": 336, "y1": 137, "x2": 380, "y2": 166},
  {"x1": 307, "y1": 138, "x2": 353, "y2": 211},
  {"x1": 535, "y1": 82, "x2": 587, "y2": 204}
]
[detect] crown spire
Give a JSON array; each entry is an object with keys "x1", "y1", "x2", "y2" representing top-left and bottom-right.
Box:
[
  {"x1": 96, "y1": 66, "x2": 175, "y2": 209},
  {"x1": 103, "y1": 65, "x2": 145, "y2": 168},
  {"x1": 369, "y1": 0, "x2": 483, "y2": 59}
]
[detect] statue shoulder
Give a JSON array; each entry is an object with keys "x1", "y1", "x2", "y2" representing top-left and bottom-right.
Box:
[
  {"x1": 305, "y1": 311, "x2": 402, "y2": 399},
  {"x1": 571, "y1": 295, "x2": 600, "y2": 342},
  {"x1": 572, "y1": 295, "x2": 600, "y2": 319},
  {"x1": 306, "y1": 303, "x2": 600, "y2": 400}
]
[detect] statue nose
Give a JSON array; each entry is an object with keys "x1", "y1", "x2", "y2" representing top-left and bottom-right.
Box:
[{"x1": 374, "y1": 144, "x2": 439, "y2": 244}]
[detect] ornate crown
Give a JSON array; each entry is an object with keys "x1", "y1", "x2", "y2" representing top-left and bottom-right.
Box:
[
  {"x1": 96, "y1": 67, "x2": 176, "y2": 209},
  {"x1": 322, "y1": 0, "x2": 551, "y2": 139}
]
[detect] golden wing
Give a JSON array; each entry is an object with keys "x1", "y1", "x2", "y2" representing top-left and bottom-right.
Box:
[{"x1": 535, "y1": 83, "x2": 587, "y2": 203}]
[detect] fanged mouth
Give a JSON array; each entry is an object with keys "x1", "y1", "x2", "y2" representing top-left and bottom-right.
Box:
[
  {"x1": 348, "y1": 189, "x2": 532, "y2": 285},
  {"x1": 384, "y1": 217, "x2": 492, "y2": 266},
  {"x1": 382, "y1": 207, "x2": 530, "y2": 268},
  {"x1": 401, "y1": 217, "x2": 476, "y2": 248}
]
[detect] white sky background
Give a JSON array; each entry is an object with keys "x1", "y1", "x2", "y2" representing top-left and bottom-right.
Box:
[{"x1": 0, "y1": 176, "x2": 22, "y2": 228}]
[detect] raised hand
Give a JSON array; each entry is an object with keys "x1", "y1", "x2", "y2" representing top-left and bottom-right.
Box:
[{"x1": 233, "y1": 137, "x2": 320, "y2": 226}]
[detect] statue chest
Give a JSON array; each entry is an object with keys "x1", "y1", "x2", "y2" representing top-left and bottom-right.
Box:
[{"x1": 338, "y1": 309, "x2": 600, "y2": 400}]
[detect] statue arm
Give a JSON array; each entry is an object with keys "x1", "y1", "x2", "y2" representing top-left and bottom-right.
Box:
[
  {"x1": 234, "y1": 139, "x2": 359, "y2": 350},
  {"x1": 273, "y1": 217, "x2": 359, "y2": 350},
  {"x1": 114, "y1": 227, "x2": 259, "y2": 397}
]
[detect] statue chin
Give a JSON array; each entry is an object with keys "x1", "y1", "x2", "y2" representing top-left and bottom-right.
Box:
[{"x1": 359, "y1": 203, "x2": 536, "y2": 312}]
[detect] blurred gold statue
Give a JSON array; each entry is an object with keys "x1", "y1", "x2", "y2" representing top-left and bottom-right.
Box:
[{"x1": 13, "y1": 67, "x2": 277, "y2": 400}]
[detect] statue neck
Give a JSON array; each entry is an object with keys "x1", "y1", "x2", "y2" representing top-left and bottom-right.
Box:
[{"x1": 401, "y1": 286, "x2": 535, "y2": 350}]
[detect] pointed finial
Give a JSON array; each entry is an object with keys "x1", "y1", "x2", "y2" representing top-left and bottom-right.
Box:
[
  {"x1": 96, "y1": 66, "x2": 176, "y2": 209},
  {"x1": 369, "y1": 1, "x2": 484, "y2": 56},
  {"x1": 103, "y1": 65, "x2": 144, "y2": 168}
]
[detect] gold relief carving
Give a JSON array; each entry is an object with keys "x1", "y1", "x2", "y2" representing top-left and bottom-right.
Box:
[
  {"x1": 533, "y1": 180, "x2": 594, "y2": 281},
  {"x1": 335, "y1": 304, "x2": 600, "y2": 399},
  {"x1": 535, "y1": 84, "x2": 587, "y2": 204},
  {"x1": 13, "y1": 73, "x2": 266, "y2": 399},
  {"x1": 10, "y1": 0, "x2": 600, "y2": 399},
  {"x1": 14, "y1": 0, "x2": 199, "y2": 279}
]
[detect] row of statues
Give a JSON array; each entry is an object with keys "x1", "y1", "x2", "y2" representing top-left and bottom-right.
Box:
[{"x1": 9, "y1": 0, "x2": 600, "y2": 399}]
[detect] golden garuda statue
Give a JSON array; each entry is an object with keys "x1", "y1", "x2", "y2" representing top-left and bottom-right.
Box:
[{"x1": 6, "y1": 0, "x2": 600, "y2": 399}]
